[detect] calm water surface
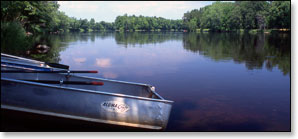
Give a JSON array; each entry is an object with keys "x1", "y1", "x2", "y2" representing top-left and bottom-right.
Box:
[{"x1": 5, "y1": 32, "x2": 291, "y2": 131}]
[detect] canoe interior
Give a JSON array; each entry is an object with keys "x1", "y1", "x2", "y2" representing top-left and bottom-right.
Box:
[{"x1": 1, "y1": 68, "x2": 161, "y2": 99}]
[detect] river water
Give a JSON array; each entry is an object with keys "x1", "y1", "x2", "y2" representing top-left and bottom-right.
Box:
[{"x1": 3, "y1": 32, "x2": 291, "y2": 131}]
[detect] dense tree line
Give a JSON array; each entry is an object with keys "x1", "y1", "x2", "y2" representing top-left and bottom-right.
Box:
[
  {"x1": 1, "y1": 1, "x2": 114, "y2": 34},
  {"x1": 1, "y1": 1, "x2": 290, "y2": 35},
  {"x1": 1, "y1": 1, "x2": 182, "y2": 33},
  {"x1": 114, "y1": 14, "x2": 183, "y2": 31},
  {"x1": 1, "y1": 1, "x2": 115, "y2": 53},
  {"x1": 183, "y1": 1, "x2": 290, "y2": 31}
]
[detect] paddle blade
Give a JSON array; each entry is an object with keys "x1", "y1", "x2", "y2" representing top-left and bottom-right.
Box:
[
  {"x1": 88, "y1": 71, "x2": 98, "y2": 73},
  {"x1": 46, "y1": 62, "x2": 69, "y2": 70},
  {"x1": 91, "y1": 81, "x2": 104, "y2": 85}
]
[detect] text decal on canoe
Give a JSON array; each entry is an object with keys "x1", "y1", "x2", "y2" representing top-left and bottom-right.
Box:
[{"x1": 101, "y1": 101, "x2": 129, "y2": 113}]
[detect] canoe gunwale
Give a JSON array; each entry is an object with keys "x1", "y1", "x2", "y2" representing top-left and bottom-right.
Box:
[
  {"x1": 1, "y1": 59, "x2": 67, "y2": 71},
  {"x1": 65, "y1": 74, "x2": 166, "y2": 100},
  {"x1": 1, "y1": 53, "x2": 43, "y2": 64},
  {"x1": 1, "y1": 77, "x2": 174, "y2": 104}
]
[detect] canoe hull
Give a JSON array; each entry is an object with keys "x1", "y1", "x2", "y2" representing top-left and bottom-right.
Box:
[
  {"x1": 1, "y1": 78, "x2": 173, "y2": 130},
  {"x1": 1, "y1": 108, "x2": 158, "y2": 131}
]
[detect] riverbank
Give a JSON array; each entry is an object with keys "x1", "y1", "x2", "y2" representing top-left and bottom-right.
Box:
[
  {"x1": 50, "y1": 28, "x2": 290, "y2": 34},
  {"x1": 194, "y1": 29, "x2": 290, "y2": 34}
]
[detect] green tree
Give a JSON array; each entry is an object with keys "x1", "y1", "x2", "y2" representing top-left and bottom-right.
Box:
[
  {"x1": 237, "y1": 1, "x2": 269, "y2": 29},
  {"x1": 79, "y1": 19, "x2": 89, "y2": 32},
  {"x1": 1, "y1": 1, "x2": 59, "y2": 33},
  {"x1": 90, "y1": 18, "x2": 95, "y2": 31},
  {"x1": 188, "y1": 18, "x2": 197, "y2": 32},
  {"x1": 267, "y1": 1, "x2": 290, "y2": 29}
]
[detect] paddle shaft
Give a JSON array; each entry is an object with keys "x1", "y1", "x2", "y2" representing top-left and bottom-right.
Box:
[
  {"x1": 1, "y1": 70, "x2": 98, "y2": 73},
  {"x1": 24, "y1": 80, "x2": 104, "y2": 85}
]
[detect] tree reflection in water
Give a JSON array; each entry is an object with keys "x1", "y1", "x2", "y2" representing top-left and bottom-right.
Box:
[
  {"x1": 182, "y1": 32, "x2": 290, "y2": 75},
  {"x1": 2, "y1": 32, "x2": 290, "y2": 75}
]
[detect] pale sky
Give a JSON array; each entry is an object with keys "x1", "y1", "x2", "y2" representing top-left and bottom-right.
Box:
[{"x1": 57, "y1": 1, "x2": 214, "y2": 22}]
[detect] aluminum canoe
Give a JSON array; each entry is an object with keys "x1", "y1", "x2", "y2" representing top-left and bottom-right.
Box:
[{"x1": 1, "y1": 66, "x2": 173, "y2": 130}]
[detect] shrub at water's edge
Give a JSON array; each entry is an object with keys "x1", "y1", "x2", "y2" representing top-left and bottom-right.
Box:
[{"x1": 1, "y1": 22, "x2": 32, "y2": 55}]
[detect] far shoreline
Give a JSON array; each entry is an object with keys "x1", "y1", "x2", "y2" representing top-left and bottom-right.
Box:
[{"x1": 47, "y1": 28, "x2": 291, "y2": 35}]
